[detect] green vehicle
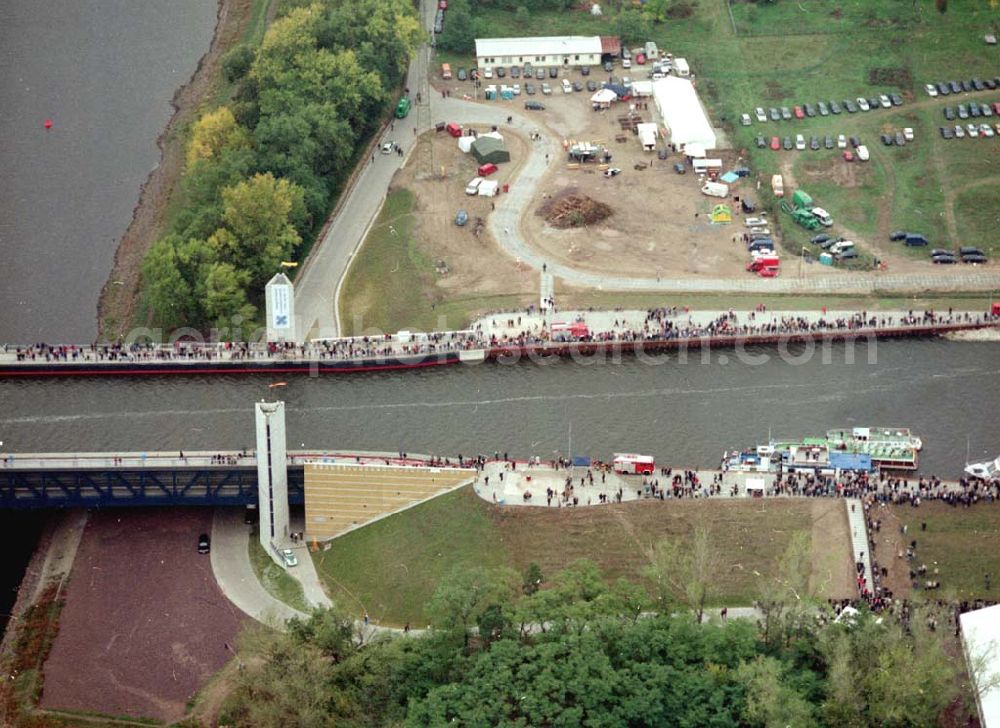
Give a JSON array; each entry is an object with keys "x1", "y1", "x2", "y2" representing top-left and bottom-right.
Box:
[{"x1": 394, "y1": 97, "x2": 411, "y2": 119}]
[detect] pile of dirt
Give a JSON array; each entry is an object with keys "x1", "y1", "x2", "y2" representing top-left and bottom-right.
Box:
[{"x1": 537, "y1": 189, "x2": 613, "y2": 228}]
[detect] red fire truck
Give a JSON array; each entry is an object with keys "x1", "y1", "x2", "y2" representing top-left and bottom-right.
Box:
[{"x1": 612, "y1": 453, "x2": 656, "y2": 475}]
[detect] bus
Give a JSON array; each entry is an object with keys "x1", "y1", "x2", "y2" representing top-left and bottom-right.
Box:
[{"x1": 395, "y1": 97, "x2": 411, "y2": 119}]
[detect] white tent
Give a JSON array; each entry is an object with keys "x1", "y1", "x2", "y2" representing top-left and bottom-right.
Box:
[
  {"x1": 590, "y1": 88, "x2": 617, "y2": 107},
  {"x1": 961, "y1": 604, "x2": 1000, "y2": 728},
  {"x1": 651, "y1": 76, "x2": 717, "y2": 152},
  {"x1": 636, "y1": 122, "x2": 658, "y2": 151},
  {"x1": 745, "y1": 477, "x2": 766, "y2": 497},
  {"x1": 458, "y1": 136, "x2": 474, "y2": 153},
  {"x1": 684, "y1": 143, "x2": 707, "y2": 158}
]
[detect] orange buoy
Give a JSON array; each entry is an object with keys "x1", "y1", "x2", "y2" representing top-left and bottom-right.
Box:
[{"x1": 44, "y1": 119, "x2": 53, "y2": 130}]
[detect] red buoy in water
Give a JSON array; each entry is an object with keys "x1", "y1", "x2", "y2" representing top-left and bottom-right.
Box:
[{"x1": 44, "y1": 119, "x2": 53, "y2": 130}]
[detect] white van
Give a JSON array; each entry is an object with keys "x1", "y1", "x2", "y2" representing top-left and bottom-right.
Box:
[
  {"x1": 644, "y1": 42, "x2": 659, "y2": 60},
  {"x1": 701, "y1": 181, "x2": 729, "y2": 198},
  {"x1": 830, "y1": 240, "x2": 855, "y2": 255},
  {"x1": 561, "y1": 78, "x2": 572, "y2": 93},
  {"x1": 465, "y1": 177, "x2": 484, "y2": 195},
  {"x1": 673, "y1": 57, "x2": 690, "y2": 77}
]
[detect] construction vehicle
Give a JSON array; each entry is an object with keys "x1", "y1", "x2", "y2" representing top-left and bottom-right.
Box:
[
  {"x1": 782, "y1": 202, "x2": 823, "y2": 230},
  {"x1": 791, "y1": 190, "x2": 814, "y2": 209}
]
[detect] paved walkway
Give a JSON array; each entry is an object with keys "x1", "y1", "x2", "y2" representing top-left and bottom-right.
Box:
[
  {"x1": 846, "y1": 498, "x2": 873, "y2": 597},
  {"x1": 210, "y1": 508, "x2": 307, "y2": 627}
]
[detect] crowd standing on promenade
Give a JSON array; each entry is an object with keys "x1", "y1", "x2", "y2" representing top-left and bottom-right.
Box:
[{"x1": 3, "y1": 307, "x2": 995, "y2": 365}]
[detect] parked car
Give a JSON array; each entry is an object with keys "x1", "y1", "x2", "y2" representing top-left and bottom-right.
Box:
[
  {"x1": 478, "y1": 162, "x2": 498, "y2": 176},
  {"x1": 857, "y1": 97, "x2": 870, "y2": 111},
  {"x1": 281, "y1": 549, "x2": 298, "y2": 567},
  {"x1": 937, "y1": 82, "x2": 950, "y2": 96},
  {"x1": 925, "y1": 83, "x2": 938, "y2": 97},
  {"x1": 818, "y1": 101, "x2": 830, "y2": 116},
  {"x1": 769, "y1": 107, "x2": 781, "y2": 121},
  {"x1": 793, "y1": 105, "x2": 805, "y2": 119},
  {"x1": 603, "y1": 167, "x2": 622, "y2": 177},
  {"x1": 868, "y1": 96, "x2": 880, "y2": 111},
  {"x1": 982, "y1": 104, "x2": 994, "y2": 117},
  {"x1": 836, "y1": 249, "x2": 859, "y2": 260},
  {"x1": 963, "y1": 253, "x2": 988, "y2": 264},
  {"x1": 944, "y1": 106, "x2": 956, "y2": 120},
  {"x1": 889, "y1": 230, "x2": 908, "y2": 241},
  {"x1": 454, "y1": 209, "x2": 468, "y2": 226},
  {"x1": 850, "y1": 135, "x2": 861, "y2": 148},
  {"x1": 580, "y1": 65, "x2": 590, "y2": 75},
  {"x1": 755, "y1": 135, "x2": 767, "y2": 148},
  {"x1": 770, "y1": 136, "x2": 780, "y2": 150},
  {"x1": 541, "y1": 82, "x2": 551, "y2": 95},
  {"x1": 745, "y1": 217, "x2": 769, "y2": 227},
  {"x1": 810, "y1": 136, "x2": 820, "y2": 150},
  {"x1": 881, "y1": 133, "x2": 893, "y2": 146},
  {"x1": 781, "y1": 106, "x2": 792, "y2": 120},
  {"x1": 561, "y1": 78, "x2": 572, "y2": 93},
  {"x1": 510, "y1": 66, "x2": 520, "y2": 78},
  {"x1": 810, "y1": 233, "x2": 831, "y2": 244},
  {"x1": 464, "y1": 177, "x2": 483, "y2": 195},
  {"x1": 741, "y1": 113, "x2": 752, "y2": 126},
  {"x1": 804, "y1": 103, "x2": 816, "y2": 117},
  {"x1": 961, "y1": 79, "x2": 972, "y2": 92},
  {"x1": 961, "y1": 246, "x2": 985, "y2": 256},
  {"x1": 824, "y1": 135, "x2": 834, "y2": 149},
  {"x1": 496, "y1": 66, "x2": 506, "y2": 78},
  {"x1": 524, "y1": 100, "x2": 545, "y2": 110},
  {"x1": 586, "y1": 80, "x2": 597, "y2": 92},
  {"x1": 842, "y1": 150, "x2": 854, "y2": 162},
  {"x1": 783, "y1": 136, "x2": 793, "y2": 150},
  {"x1": 457, "y1": 67, "x2": 467, "y2": 81},
  {"x1": 895, "y1": 130, "x2": 905, "y2": 146},
  {"x1": 967, "y1": 123, "x2": 979, "y2": 137},
  {"x1": 483, "y1": 66, "x2": 493, "y2": 79},
  {"x1": 958, "y1": 104, "x2": 969, "y2": 119},
  {"x1": 939, "y1": 126, "x2": 953, "y2": 139},
  {"x1": 525, "y1": 82, "x2": 536, "y2": 95},
  {"x1": 878, "y1": 94, "x2": 892, "y2": 108},
  {"x1": 890, "y1": 93, "x2": 903, "y2": 106},
  {"x1": 572, "y1": 80, "x2": 583, "y2": 91},
  {"x1": 856, "y1": 145, "x2": 870, "y2": 161},
  {"x1": 932, "y1": 254, "x2": 957, "y2": 264},
  {"x1": 844, "y1": 99, "x2": 857, "y2": 113},
  {"x1": 830, "y1": 100, "x2": 842, "y2": 114},
  {"x1": 949, "y1": 80, "x2": 961, "y2": 94},
  {"x1": 673, "y1": 162, "x2": 686, "y2": 174},
  {"x1": 837, "y1": 134, "x2": 847, "y2": 149},
  {"x1": 548, "y1": 66, "x2": 558, "y2": 78},
  {"x1": 970, "y1": 103, "x2": 981, "y2": 118},
  {"x1": 955, "y1": 125, "x2": 965, "y2": 138},
  {"x1": 536, "y1": 68, "x2": 545, "y2": 80},
  {"x1": 905, "y1": 233, "x2": 929, "y2": 246},
  {"x1": 603, "y1": 60, "x2": 613, "y2": 72},
  {"x1": 930, "y1": 248, "x2": 953, "y2": 257},
  {"x1": 981, "y1": 124, "x2": 995, "y2": 137},
  {"x1": 198, "y1": 533, "x2": 210, "y2": 554},
  {"x1": 794, "y1": 134, "x2": 806, "y2": 150},
  {"x1": 755, "y1": 107, "x2": 767, "y2": 122},
  {"x1": 903, "y1": 127, "x2": 914, "y2": 141}
]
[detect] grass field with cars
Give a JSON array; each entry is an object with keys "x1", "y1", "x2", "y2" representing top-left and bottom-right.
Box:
[{"x1": 445, "y1": 0, "x2": 1000, "y2": 259}]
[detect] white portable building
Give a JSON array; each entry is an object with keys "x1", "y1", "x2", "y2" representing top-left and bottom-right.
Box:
[
  {"x1": 636, "y1": 123, "x2": 658, "y2": 151},
  {"x1": 458, "y1": 136, "x2": 475, "y2": 153},
  {"x1": 630, "y1": 80, "x2": 653, "y2": 97},
  {"x1": 961, "y1": 604, "x2": 1000, "y2": 728},
  {"x1": 477, "y1": 179, "x2": 500, "y2": 197}
]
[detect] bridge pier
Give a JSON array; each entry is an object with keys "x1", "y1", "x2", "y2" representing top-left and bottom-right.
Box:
[{"x1": 255, "y1": 401, "x2": 291, "y2": 566}]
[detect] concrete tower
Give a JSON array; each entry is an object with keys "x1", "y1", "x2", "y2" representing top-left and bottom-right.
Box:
[
  {"x1": 265, "y1": 272, "x2": 296, "y2": 343},
  {"x1": 255, "y1": 400, "x2": 289, "y2": 561}
]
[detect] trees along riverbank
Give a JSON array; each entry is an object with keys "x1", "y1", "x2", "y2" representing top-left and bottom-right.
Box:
[{"x1": 141, "y1": 0, "x2": 421, "y2": 335}]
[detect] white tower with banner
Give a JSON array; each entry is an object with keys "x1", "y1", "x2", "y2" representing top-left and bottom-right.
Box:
[
  {"x1": 255, "y1": 400, "x2": 289, "y2": 563},
  {"x1": 265, "y1": 272, "x2": 296, "y2": 343}
]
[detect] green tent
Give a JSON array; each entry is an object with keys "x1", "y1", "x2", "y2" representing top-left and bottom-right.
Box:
[{"x1": 471, "y1": 136, "x2": 510, "y2": 164}]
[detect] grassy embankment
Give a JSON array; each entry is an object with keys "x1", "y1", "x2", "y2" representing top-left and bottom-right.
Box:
[
  {"x1": 893, "y1": 502, "x2": 1000, "y2": 601},
  {"x1": 313, "y1": 486, "x2": 847, "y2": 625},
  {"x1": 341, "y1": 2, "x2": 1000, "y2": 331},
  {"x1": 248, "y1": 529, "x2": 310, "y2": 613}
]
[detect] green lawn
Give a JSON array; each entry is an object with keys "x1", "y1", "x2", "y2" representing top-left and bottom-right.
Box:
[
  {"x1": 248, "y1": 530, "x2": 311, "y2": 613},
  {"x1": 312, "y1": 487, "x2": 851, "y2": 626},
  {"x1": 893, "y1": 503, "x2": 1000, "y2": 601}
]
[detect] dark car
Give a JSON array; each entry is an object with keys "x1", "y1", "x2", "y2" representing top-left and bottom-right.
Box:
[
  {"x1": 843, "y1": 99, "x2": 857, "y2": 113},
  {"x1": 810, "y1": 136, "x2": 820, "y2": 150},
  {"x1": 457, "y1": 67, "x2": 467, "y2": 81},
  {"x1": 930, "y1": 248, "x2": 953, "y2": 257},
  {"x1": 581, "y1": 65, "x2": 590, "y2": 76},
  {"x1": 818, "y1": 101, "x2": 830, "y2": 116},
  {"x1": 949, "y1": 80, "x2": 961, "y2": 94},
  {"x1": 824, "y1": 135, "x2": 834, "y2": 149},
  {"x1": 673, "y1": 162, "x2": 686, "y2": 174},
  {"x1": 586, "y1": 80, "x2": 597, "y2": 92},
  {"x1": 881, "y1": 133, "x2": 893, "y2": 146},
  {"x1": 944, "y1": 107, "x2": 955, "y2": 120},
  {"x1": 811, "y1": 233, "x2": 832, "y2": 244},
  {"x1": 961, "y1": 79, "x2": 972, "y2": 92},
  {"x1": 524, "y1": 100, "x2": 545, "y2": 110},
  {"x1": 496, "y1": 66, "x2": 506, "y2": 78},
  {"x1": 535, "y1": 68, "x2": 545, "y2": 80},
  {"x1": 890, "y1": 93, "x2": 903, "y2": 106},
  {"x1": 603, "y1": 60, "x2": 613, "y2": 72},
  {"x1": 572, "y1": 80, "x2": 583, "y2": 91},
  {"x1": 937, "y1": 82, "x2": 950, "y2": 96},
  {"x1": 783, "y1": 136, "x2": 793, "y2": 150},
  {"x1": 850, "y1": 135, "x2": 861, "y2": 148},
  {"x1": 525, "y1": 82, "x2": 536, "y2": 95},
  {"x1": 985, "y1": 78, "x2": 997, "y2": 90},
  {"x1": 970, "y1": 103, "x2": 981, "y2": 118},
  {"x1": 958, "y1": 104, "x2": 969, "y2": 119},
  {"x1": 889, "y1": 230, "x2": 908, "y2": 241},
  {"x1": 510, "y1": 66, "x2": 520, "y2": 78},
  {"x1": 769, "y1": 107, "x2": 781, "y2": 121},
  {"x1": 548, "y1": 66, "x2": 558, "y2": 78},
  {"x1": 963, "y1": 253, "x2": 988, "y2": 264},
  {"x1": 804, "y1": 103, "x2": 816, "y2": 117},
  {"x1": 960, "y1": 246, "x2": 985, "y2": 256},
  {"x1": 741, "y1": 197, "x2": 756, "y2": 212},
  {"x1": 198, "y1": 533, "x2": 210, "y2": 554},
  {"x1": 973, "y1": 78, "x2": 985, "y2": 91},
  {"x1": 868, "y1": 96, "x2": 881, "y2": 111},
  {"x1": 837, "y1": 249, "x2": 859, "y2": 260},
  {"x1": 932, "y1": 254, "x2": 957, "y2": 264},
  {"x1": 895, "y1": 130, "x2": 906, "y2": 146},
  {"x1": 905, "y1": 233, "x2": 929, "y2": 246},
  {"x1": 755, "y1": 135, "x2": 767, "y2": 148},
  {"x1": 781, "y1": 106, "x2": 792, "y2": 120},
  {"x1": 939, "y1": 126, "x2": 953, "y2": 139},
  {"x1": 830, "y1": 100, "x2": 842, "y2": 114},
  {"x1": 658, "y1": 147, "x2": 668, "y2": 159}
]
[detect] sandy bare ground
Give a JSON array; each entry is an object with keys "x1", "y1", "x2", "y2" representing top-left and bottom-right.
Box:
[
  {"x1": 97, "y1": 0, "x2": 266, "y2": 341},
  {"x1": 40, "y1": 509, "x2": 244, "y2": 723}
]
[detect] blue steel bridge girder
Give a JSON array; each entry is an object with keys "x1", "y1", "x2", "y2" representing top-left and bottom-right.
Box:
[{"x1": 0, "y1": 466, "x2": 305, "y2": 509}]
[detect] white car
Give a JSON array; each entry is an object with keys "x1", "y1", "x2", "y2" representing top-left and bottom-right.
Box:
[
  {"x1": 622, "y1": 58, "x2": 632, "y2": 69},
  {"x1": 967, "y1": 123, "x2": 979, "y2": 137},
  {"x1": 857, "y1": 97, "x2": 870, "y2": 111},
  {"x1": 982, "y1": 124, "x2": 996, "y2": 138},
  {"x1": 740, "y1": 113, "x2": 752, "y2": 126},
  {"x1": 281, "y1": 549, "x2": 298, "y2": 567},
  {"x1": 744, "y1": 216, "x2": 768, "y2": 227},
  {"x1": 750, "y1": 227, "x2": 771, "y2": 236},
  {"x1": 754, "y1": 107, "x2": 767, "y2": 122},
  {"x1": 879, "y1": 94, "x2": 892, "y2": 108},
  {"x1": 465, "y1": 177, "x2": 484, "y2": 195},
  {"x1": 837, "y1": 134, "x2": 847, "y2": 149},
  {"x1": 925, "y1": 83, "x2": 938, "y2": 97},
  {"x1": 856, "y1": 145, "x2": 870, "y2": 161},
  {"x1": 811, "y1": 207, "x2": 833, "y2": 227},
  {"x1": 955, "y1": 125, "x2": 966, "y2": 138},
  {"x1": 795, "y1": 134, "x2": 806, "y2": 150},
  {"x1": 512, "y1": 83, "x2": 521, "y2": 95},
  {"x1": 903, "y1": 127, "x2": 914, "y2": 141},
  {"x1": 561, "y1": 78, "x2": 572, "y2": 93},
  {"x1": 483, "y1": 66, "x2": 493, "y2": 79},
  {"x1": 380, "y1": 141, "x2": 395, "y2": 154},
  {"x1": 541, "y1": 82, "x2": 552, "y2": 95}
]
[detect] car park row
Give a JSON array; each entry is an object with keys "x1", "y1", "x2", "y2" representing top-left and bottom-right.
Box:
[
  {"x1": 746, "y1": 94, "x2": 902, "y2": 126},
  {"x1": 939, "y1": 123, "x2": 1000, "y2": 140},
  {"x1": 756, "y1": 133, "x2": 869, "y2": 160},
  {"x1": 924, "y1": 76, "x2": 1000, "y2": 96}
]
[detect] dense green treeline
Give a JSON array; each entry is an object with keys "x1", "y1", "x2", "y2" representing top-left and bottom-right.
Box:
[
  {"x1": 221, "y1": 557, "x2": 971, "y2": 727},
  {"x1": 142, "y1": 0, "x2": 422, "y2": 334}
]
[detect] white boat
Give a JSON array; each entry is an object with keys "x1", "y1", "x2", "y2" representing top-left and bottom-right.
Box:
[{"x1": 965, "y1": 455, "x2": 1000, "y2": 482}]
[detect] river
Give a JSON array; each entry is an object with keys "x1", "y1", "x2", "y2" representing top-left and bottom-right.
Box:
[
  {"x1": 2, "y1": 340, "x2": 999, "y2": 475},
  {"x1": 0, "y1": 0, "x2": 218, "y2": 343}
]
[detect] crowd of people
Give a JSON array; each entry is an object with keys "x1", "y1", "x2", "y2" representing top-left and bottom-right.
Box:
[{"x1": 4, "y1": 307, "x2": 995, "y2": 367}]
